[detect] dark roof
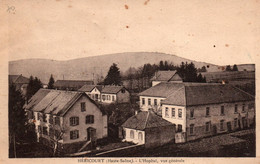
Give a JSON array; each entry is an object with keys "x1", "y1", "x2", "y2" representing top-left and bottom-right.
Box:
[
  {"x1": 53, "y1": 80, "x2": 94, "y2": 89},
  {"x1": 78, "y1": 85, "x2": 103, "y2": 92},
  {"x1": 122, "y1": 111, "x2": 174, "y2": 130},
  {"x1": 102, "y1": 86, "x2": 125, "y2": 94},
  {"x1": 138, "y1": 82, "x2": 184, "y2": 97},
  {"x1": 161, "y1": 83, "x2": 255, "y2": 106},
  {"x1": 24, "y1": 89, "x2": 105, "y2": 116},
  {"x1": 151, "y1": 71, "x2": 182, "y2": 81},
  {"x1": 201, "y1": 71, "x2": 255, "y2": 82},
  {"x1": 9, "y1": 75, "x2": 29, "y2": 84}
]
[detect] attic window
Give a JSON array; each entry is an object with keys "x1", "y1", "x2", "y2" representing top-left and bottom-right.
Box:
[
  {"x1": 81, "y1": 102, "x2": 86, "y2": 112},
  {"x1": 121, "y1": 89, "x2": 125, "y2": 93}
]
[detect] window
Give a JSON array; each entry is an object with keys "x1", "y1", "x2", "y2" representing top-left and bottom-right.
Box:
[
  {"x1": 160, "y1": 99, "x2": 163, "y2": 106},
  {"x1": 138, "y1": 132, "x2": 143, "y2": 141},
  {"x1": 190, "y1": 124, "x2": 194, "y2": 135},
  {"x1": 38, "y1": 126, "x2": 42, "y2": 134},
  {"x1": 49, "y1": 115, "x2": 53, "y2": 124},
  {"x1": 142, "y1": 98, "x2": 145, "y2": 105},
  {"x1": 220, "y1": 120, "x2": 224, "y2": 131},
  {"x1": 234, "y1": 104, "x2": 238, "y2": 113},
  {"x1": 205, "y1": 122, "x2": 210, "y2": 132},
  {"x1": 70, "y1": 117, "x2": 79, "y2": 126},
  {"x1": 206, "y1": 107, "x2": 210, "y2": 116},
  {"x1": 178, "y1": 109, "x2": 182, "y2": 118},
  {"x1": 112, "y1": 95, "x2": 115, "y2": 101},
  {"x1": 81, "y1": 102, "x2": 86, "y2": 112},
  {"x1": 242, "y1": 104, "x2": 245, "y2": 112},
  {"x1": 121, "y1": 89, "x2": 125, "y2": 93},
  {"x1": 130, "y1": 130, "x2": 134, "y2": 139},
  {"x1": 43, "y1": 127, "x2": 48, "y2": 135},
  {"x1": 165, "y1": 107, "x2": 169, "y2": 117},
  {"x1": 154, "y1": 99, "x2": 157, "y2": 106},
  {"x1": 171, "y1": 108, "x2": 175, "y2": 117},
  {"x1": 43, "y1": 114, "x2": 47, "y2": 122},
  {"x1": 221, "y1": 106, "x2": 225, "y2": 115},
  {"x1": 234, "y1": 118, "x2": 238, "y2": 128},
  {"x1": 55, "y1": 116, "x2": 60, "y2": 125},
  {"x1": 102, "y1": 95, "x2": 106, "y2": 101},
  {"x1": 148, "y1": 99, "x2": 151, "y2": 105},
  {"x1": 86, "y1": 115, "x2": 94, "y2": 124},
  {"x1": 70, "y1": 130, "x2": 79, "y2": 140},
  {"x1": 177, "y1": 124, "x2": 182, "y2": 132},
  {"x1": 190, "y1": 109, "x2": 194, "y2": 118}
]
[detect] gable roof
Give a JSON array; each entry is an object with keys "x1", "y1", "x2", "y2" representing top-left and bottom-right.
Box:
[
  {"x1": 151, "y1": 71, "x2": 182, "y2": 81},
  {"x1": 9, "y1": 75, "x2": 29, "y2": 84},
  {"x1": 53, "y1": 80, "x2": 94, "y2": 89},
  {"x1": 138, "y1": 82, "x2": 184, "y2": 97},
  {"x1": 78, "y1": 85, "x2": 103, "y2": 92},
  {"x1": 122, "y1": 111, "x2": 174, "y2": 130},
  {"x1": 24, "y1": 89, "x2": 105, "y2": 116},
  {"x1": 102, "y1": 86, "x2": 125, "y2": 94},
  {"x1": 161, "y1": 83, "x2": 255, "y2": 106}
]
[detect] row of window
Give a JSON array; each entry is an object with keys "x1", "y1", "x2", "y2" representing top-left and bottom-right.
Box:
[
  {"x1": 189, "y1": 104, "x2": 250, "y2": 119},
  {"x1": 37, "y1": 113, "x2": 60, "y2": 125},
  {"x1": 70, "y1": 115, "x2": 94, "y2": 126},
  {"x1": 38, "y1": 126, "x2": 86, "y2": 140},
  {"x1": 165, "y1": 108, "x2": 182, "y2": 118},
  {"x1": 142, "y1": 98, "x2": 162, "y2": 106},
  {"x1": 189, "y1": 118, "x2": 244, "y2": 135},
  {"x1": 129, "y1": 130, "x2": 143, "y2": 141},
  {"x1": 102, "y1": 95, "x2": 115, "y2": 101}
]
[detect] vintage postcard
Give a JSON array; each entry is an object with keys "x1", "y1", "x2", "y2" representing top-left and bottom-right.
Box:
[{"x1": 1, "y1": 0, "x2": 259, "y2": 163}]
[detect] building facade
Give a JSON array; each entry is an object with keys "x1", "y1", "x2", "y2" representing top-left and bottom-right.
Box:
[
  {"x1": 121, "y1": 111, "x2": 175, "y2": 148},
  {"x1": 79, "y1": 85, "x2": 130, "y2": 104},
  {"x1": 24, "y1": 89, "x2": 107, "y2": 153},
  {"x1": 160, "y1": 82, "x2": 255, "y2": 142}
]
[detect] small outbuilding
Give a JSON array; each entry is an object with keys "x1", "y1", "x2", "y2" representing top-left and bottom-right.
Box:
[{"x1": 121, "y1": 111, "x2": 175, "y2": 148}]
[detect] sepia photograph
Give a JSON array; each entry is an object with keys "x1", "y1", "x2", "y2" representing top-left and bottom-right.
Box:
[{"x1": 1, "y1": 0, "x2": 259, "y2": 162}]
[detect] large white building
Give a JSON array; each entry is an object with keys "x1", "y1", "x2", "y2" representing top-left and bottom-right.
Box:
[
  {"x1": 24, "y1": 89, "x2": 108, "y2": 154},
  {"x1": 138, "y1": 82, "x2": 255, "y2": 142}
]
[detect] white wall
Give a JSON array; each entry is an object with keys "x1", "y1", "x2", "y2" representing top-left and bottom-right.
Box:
[
  {"x1": 124, "y1": 128, "x2": 145, "y2": 145},
  {"x1": 139, "y1": 96, "x2": 166, "y2": 111},
  {"x1": 162, "y1": 104, "x2": 186, "y2": 132},
  {"x1": 101, "y1": 93, "x2": 117, "y2": 103}
]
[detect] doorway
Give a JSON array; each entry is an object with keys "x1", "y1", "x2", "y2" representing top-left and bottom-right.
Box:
[{"x1": 87, "y1": 127, "x2": 96, "y2": 141}]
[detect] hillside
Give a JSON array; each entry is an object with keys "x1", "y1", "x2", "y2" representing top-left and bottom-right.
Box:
[{"x1": 9, "y1": 52, "x2": 220, "y2": 84}]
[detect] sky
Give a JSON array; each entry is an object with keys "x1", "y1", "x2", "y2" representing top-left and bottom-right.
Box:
[{"x1": 2, "y1": 0, "x2": 260, "y2": 65}]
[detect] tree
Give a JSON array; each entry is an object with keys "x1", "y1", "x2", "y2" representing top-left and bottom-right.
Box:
[
  {"x1": 9, "y1": 84, "x2": 26, "y2": 157},
  {"x1": 225, "y1": 65, "x2": 232, "y2": 71},
  {"x1": 104, "y1": 63, "x2": 122, "y2": 85},
  {"x1": 197, "y1": 73, "x2": 206, "y2": 83},
  {"x1": 232, "y1": 64, "x2": 238, "y2": 71},
  {"x1": 48, "y1": 74, "x2": 55, "y2": 89},
  {"x1": 198, "y1": 66, "x2": 207, "y2": 72},
  {"x1": 26, "y1": 76, "x2": 43, "y2": 101}
]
